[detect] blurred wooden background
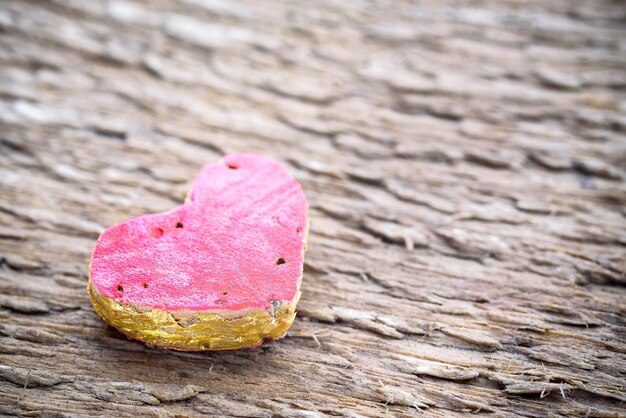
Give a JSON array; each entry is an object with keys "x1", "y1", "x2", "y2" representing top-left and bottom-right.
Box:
[{"x1": 1, "y1": 0, "x2": 625, "y2": 416}]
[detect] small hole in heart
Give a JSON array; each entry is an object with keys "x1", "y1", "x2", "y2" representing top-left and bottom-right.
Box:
[
  {"x1": 117, "y1": 285, "x2": 124, "y2": 293},
  {"x1": 276, "y1": 258, "x2": 286, "y2": 265},
  {"x1": 152, "y1": 228, "x2": 164, "y2": 238},
  {"x1": 216, "y1": 300, "x2": 225, "y2": 305},
  {"x1": 175, "y1": 222, "x2": 183, "y2": 228},
  {"x1": 227, "y1": 162, "x2": 239, "y2": 170},
  {"x1": 223, "y1": 291, "x2": 228, "y2": 295},
  {"x1": 297, "y1": 227, "x2": 302, "y2": 234},
  {"x1": 143, "y1": 283, "x2": 149, "y2": 288}
]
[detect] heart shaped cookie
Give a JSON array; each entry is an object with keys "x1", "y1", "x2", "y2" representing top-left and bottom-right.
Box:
[{"x1": 88, "y1": 153, "x2": 308, "y2": 350}]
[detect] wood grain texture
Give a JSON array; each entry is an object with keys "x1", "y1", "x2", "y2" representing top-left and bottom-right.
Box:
[{"x1": 0, "y1": 0, "x2": 625, "y2": 416}]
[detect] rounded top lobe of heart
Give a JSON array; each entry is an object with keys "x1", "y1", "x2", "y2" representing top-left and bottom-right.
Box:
[{"x1": 90, "y1": 153, "x2": 308, "y2": 312}]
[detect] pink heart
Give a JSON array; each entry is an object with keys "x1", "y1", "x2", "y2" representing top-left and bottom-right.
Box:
[{"x1": 89, "y1": 153, "x2": 308, "y2": 350}]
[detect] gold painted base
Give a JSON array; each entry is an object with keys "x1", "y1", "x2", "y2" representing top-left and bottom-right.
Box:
[{"x1": 88, "y1": 281, "x2": 300, "y2": 351}]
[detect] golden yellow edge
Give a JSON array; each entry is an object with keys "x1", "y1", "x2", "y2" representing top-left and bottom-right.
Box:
[
  {"x1": 88, "y1": 281, "x2": 300, "y2": 351},
  {"x1": 87, "y1": 280, "x2": 300, "y2": 351},
  {"x1": 88, "y1": 204, "x2": 309, "y2": 351}
]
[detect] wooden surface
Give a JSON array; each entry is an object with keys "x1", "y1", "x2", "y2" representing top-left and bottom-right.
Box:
[{"x1": 1, "y1": 0, "x2": 625, "y2": 417}]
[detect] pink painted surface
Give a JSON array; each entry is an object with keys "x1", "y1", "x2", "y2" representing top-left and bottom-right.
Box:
[{"x1": 90, "y1": 154, "x2": 307, "y2": 311}]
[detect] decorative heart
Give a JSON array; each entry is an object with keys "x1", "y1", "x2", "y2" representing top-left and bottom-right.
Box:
[{"x1": 88, "y1": 153, "x2": 308, "y2": 350}]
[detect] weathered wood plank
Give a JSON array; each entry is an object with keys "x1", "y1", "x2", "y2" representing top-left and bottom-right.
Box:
[{"x1": 0, "y1": 0, "x2": 625, "y2": 416}]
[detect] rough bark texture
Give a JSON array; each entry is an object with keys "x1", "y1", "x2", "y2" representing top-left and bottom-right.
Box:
[{"x1": 0, "y1": 0, "x2": 625, "y2": 417}]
